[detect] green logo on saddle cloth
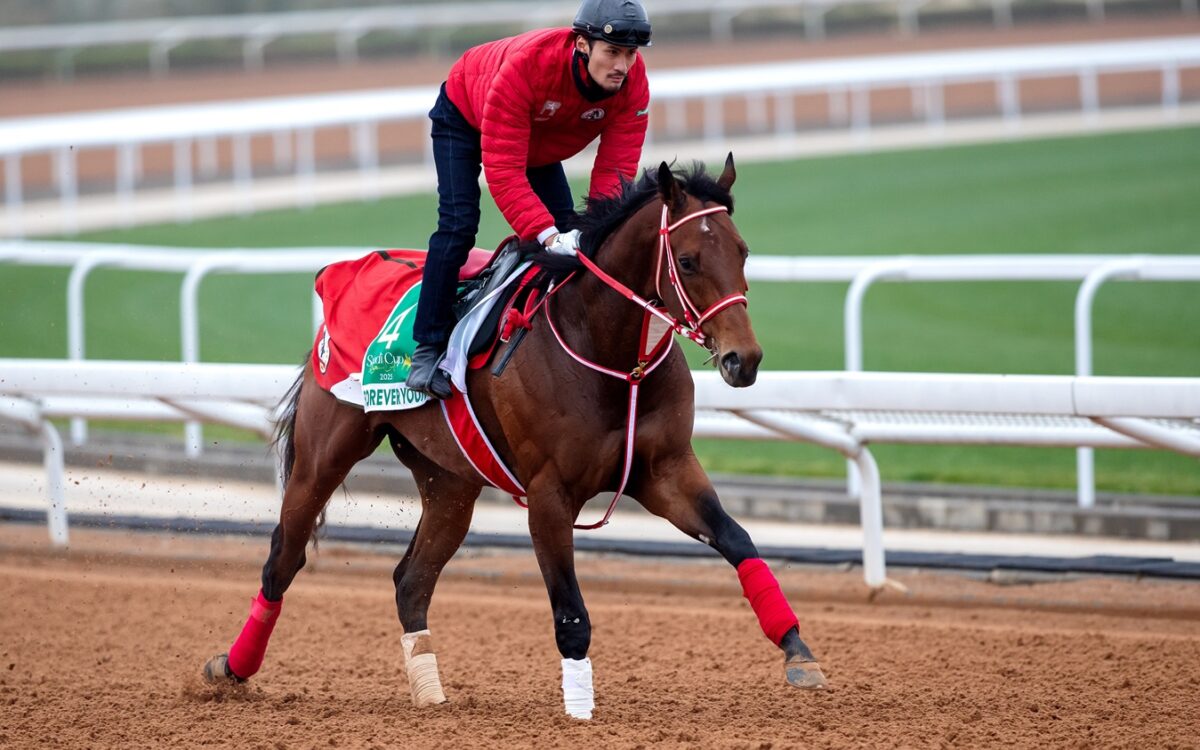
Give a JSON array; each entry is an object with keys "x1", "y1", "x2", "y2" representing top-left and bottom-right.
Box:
[{"x1": 361, "y1": 282, "x2": 428, "y2": 411}]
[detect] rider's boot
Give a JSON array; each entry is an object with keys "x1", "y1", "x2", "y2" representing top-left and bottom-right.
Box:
[{"x1": 406, "y1": 342, "x2": 453, "y2": 400}]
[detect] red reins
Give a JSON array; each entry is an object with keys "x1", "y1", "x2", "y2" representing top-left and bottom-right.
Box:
[{"x1": 540, "y1": 201, "x2": 748, "y2": 529}]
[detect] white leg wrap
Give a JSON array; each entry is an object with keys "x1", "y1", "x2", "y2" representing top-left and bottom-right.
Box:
[
  {"x1": 401, "y1": 629, "x2": 447, "y2": 707},
  {"x1": 560, "y1": 657, "x2": 594, "y2": 720}
]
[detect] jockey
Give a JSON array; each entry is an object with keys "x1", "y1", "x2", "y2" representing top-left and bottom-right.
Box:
[{"x1": 406, "y1": 0, "x2": 653, "y2": 400}]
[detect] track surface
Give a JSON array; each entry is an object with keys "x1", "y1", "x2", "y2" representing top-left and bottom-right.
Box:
[{"x1": 1, "y1": 525, "x2": 1198, "y2": 748}]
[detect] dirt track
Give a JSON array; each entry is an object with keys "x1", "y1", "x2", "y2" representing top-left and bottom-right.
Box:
[{"x1": 1, "y1": 524, "x2": 1198, "y2": 749}]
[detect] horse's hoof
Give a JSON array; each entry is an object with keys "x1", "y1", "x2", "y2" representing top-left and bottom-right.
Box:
[
  {"x1": 203, "y1": 654, "x2": 245, "y2": 684},
  {"x1": 412, "y1": 691, "x2": 447, "y2": 709},
  {"x1": 783, "y1": 656, "x2": 828, "y2": 690}
]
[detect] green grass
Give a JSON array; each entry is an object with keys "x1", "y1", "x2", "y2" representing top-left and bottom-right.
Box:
[{"x1": 3, "y1": 126, "x2": 1199, "y2": 494}]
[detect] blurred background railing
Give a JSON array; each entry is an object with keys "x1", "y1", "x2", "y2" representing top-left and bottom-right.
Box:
[
  {"x1": 5, "y1": 0, "x2": 1198, "y2": 79},
  {"x1": 3, "y1": 35, "x2": 1198, "y2": 237},
  {"x1": 4, "y1": 240, "x2": 1198, "y2": 510}
]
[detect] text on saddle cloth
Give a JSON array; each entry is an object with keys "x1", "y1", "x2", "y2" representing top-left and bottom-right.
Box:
[{"x1": 310, "y1": 244, "x2": 520, "y2": 411}]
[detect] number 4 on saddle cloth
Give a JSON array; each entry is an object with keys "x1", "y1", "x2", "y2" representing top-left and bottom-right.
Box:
[{"x1": 311, "y1": 238, "x2": 538, "y2": 414}]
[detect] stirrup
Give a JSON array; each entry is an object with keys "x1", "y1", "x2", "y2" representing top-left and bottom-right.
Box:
[{"x1": 406, "y1": 343, "x2": 453, "y2": 400}]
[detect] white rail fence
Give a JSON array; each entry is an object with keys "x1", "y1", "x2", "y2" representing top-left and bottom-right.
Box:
[
  {"x1": 3, "y1": 35, "x2": 1198, "y2": 237},
  {"x1": 1, "y1": 359, "x2": 1197, "y2": 587},
  {"x1": 3, "y1": 242, "x2": 1198, "y2": 508},
  {"x1": 6, "y1": 0, "x2": 1187, "y2": 76},
  {"x1": 839, "y1": 255, "x2": 1200, "y2": 507}
]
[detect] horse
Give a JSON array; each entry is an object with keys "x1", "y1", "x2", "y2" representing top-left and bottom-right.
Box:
[{"x1": 203, "y1": 155, "x2": 828, "y2": 719}]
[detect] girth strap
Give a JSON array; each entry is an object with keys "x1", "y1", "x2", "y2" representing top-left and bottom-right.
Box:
[{"x1": 440, "y1": 392, "x2": 526, "y2": 497}]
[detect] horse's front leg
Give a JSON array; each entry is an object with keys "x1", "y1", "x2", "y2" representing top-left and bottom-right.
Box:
[
  {"x1": 633, "y1": 453, "x2": 828, "y2": 690},
  {"x1": 526, "y1": 481, "x2": 595, "y2": 719}
]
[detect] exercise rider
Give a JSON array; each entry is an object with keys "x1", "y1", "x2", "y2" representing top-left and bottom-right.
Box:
[{"x1": 406, "y1": 0, "x2": 653, "y2": 399}]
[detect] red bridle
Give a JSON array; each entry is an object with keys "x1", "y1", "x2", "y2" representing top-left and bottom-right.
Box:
[
  {"x1": 534, "y1": 200, "x2": 749, "y2": 529},
  {"x1": 574, "y1": 203, "x2": 747, "y2": 349}
]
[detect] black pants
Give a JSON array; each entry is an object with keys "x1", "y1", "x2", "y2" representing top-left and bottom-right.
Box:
[{"x1": 414, "y1": 84, "x2": 576, "y2": 346}]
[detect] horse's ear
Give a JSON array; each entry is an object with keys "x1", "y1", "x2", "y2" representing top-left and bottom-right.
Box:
[
  {"x1": 657, "y1": 161, "x2": 683, "y2": 211},
  {"x1": 717, "y1": 152, "x2": 736, "y2": 191}
]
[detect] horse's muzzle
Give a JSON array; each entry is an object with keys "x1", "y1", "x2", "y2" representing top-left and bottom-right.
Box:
[{"x1": 720, "y1": 348, "x2": 761, "y2": 388}]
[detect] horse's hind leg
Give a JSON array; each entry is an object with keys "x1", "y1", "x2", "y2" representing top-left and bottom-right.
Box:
[
  {"x1": 633, "y1": 453, "x2": 828, "y2": 690},
  {"x1": 204, "y1": 373, "x2": 383, "y2": 684},
  {"x1": 388, "y1": 439, "x2": 481, "y2": 707}
]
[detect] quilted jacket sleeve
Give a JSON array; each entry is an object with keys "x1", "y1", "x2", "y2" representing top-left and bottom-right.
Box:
[
  {"x1": 479, "y1": 55, "x2": 556, "y2": 241},
  {"x1": 590, "y1": 66, "x2": 650, "y2": 200}
]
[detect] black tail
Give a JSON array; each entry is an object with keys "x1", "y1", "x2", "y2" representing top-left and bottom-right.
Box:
[{"x1": 270, "y1": 360, "x2": 306, "y2": 491}]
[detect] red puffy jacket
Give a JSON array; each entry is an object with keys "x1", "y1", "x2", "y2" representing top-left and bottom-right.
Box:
[{"x1": 445, "y1": 28, "x2": 650, "y2": 241}]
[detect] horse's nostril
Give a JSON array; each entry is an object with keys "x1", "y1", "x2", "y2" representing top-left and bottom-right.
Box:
[{"x1": 721, "y1": 352, "x2": 741, "y2": 374}]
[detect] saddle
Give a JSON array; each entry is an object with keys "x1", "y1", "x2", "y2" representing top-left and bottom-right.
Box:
[
  {"x1": 454, "y1": 238, "x2": 542, "y2": 365},
  {"x1": 454, "y1": 239, "x2": 523, "y2": 321},
  {"x1": 311, "y1": 239, "x2": 546, "y2": 411}
]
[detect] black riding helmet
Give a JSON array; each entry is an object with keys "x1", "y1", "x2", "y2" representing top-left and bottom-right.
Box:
[{"x1": 572, "y1": 0, "x2": 653, "y2": 47}]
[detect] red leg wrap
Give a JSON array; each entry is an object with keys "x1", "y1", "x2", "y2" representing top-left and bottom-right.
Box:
[
  {"x1": 226, "y1": 590, "x2": 282, "y2": 679},
  {"x1": 737, "y1": 558, "x2": 799, "y2": 645}
]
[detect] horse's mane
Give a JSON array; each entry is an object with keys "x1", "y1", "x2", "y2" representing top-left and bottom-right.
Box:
[{"x1": 524, "y1": 162, "x2": 734, "y2": 277}]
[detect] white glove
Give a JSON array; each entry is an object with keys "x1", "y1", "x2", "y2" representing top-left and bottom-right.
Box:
[{"x1": 545, "y1": 229, "x2": 581, "y2": 256}]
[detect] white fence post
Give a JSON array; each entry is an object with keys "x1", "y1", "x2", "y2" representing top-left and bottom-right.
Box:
[
  {"x1": 297, "y1": 128, "x2": 316, "y2": 210},
  {"x1": 854, "y1": 448, "x2": 886, "y2": 588},
  {"x1": 4, "y1": 155, "x2": 22, "y2": 239},
  {"x1": 174, "y1": 139, "x2": 194, "y2": 224},
  {"x1": 729, "y1": 407, "x2": 886, "y2": 587},
  {"x1": 233, "y1": 134, "x2": 254, "y2": 215},
  {"x1": 54, "y1": 147, "x2": 78, "y2": 236},
  {"x1": 40, "y1": 421, "x2": 69, "y2": 547},
  {"x1": 1162, "y1": 63, "x2": 1181, "y2": 117},
  {"x1": 116, "y1": 144, "x2": 136, "y2": 225},
  {"x1": 0, "y1": 396, "x2": 69, "y2": 547},
  {"x1": 997, "y1": 74, "x2": 1021, "y2": 127},
  {"x1": 180, "y1": 256, "x2": 236, "y2": 457},
  {"x1": 66, "y1": 254, "x2": 106, "y2": 447},
  {"x1": 1073, "y1": 258, "x2": 1140, "y2": 509},
  {"x1": 843, "y1": 261, "x2": 908, "y2": 498}
]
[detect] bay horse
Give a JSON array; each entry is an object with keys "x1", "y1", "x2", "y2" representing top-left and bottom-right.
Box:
[{"x1": 203, "y1": 155, "x2": 827, "y2": 719}]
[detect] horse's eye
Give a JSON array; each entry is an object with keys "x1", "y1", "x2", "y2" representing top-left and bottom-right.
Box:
[{"x1": 677, "y1": 255, "x2": 696, "y2": 274}]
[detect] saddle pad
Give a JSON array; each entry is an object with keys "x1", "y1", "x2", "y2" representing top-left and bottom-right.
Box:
[{"x1": 312, "y1": 248, "x2": 492, "y2": 411}]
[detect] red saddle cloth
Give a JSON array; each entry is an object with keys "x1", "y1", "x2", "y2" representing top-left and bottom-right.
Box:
[
  {"x1": 311, "y1": 247, "x2": 493, "y2": 397},
  {"x1": 310, "y1": 245, "x2": 528, "y2": 498}
]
